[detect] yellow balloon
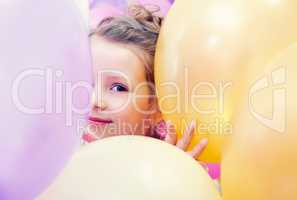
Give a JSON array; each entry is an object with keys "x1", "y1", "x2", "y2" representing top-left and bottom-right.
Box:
[
  {"x1": 155, "y1": 0, "x2": 251, "y2": 162},
  {"x1": 222, "y1": 44, "x2": 297, "y2": 199},
  {"x1": 37, "y1": 136, "x2": 221, "y2": 200},
  {"x1": 155, "y1": 0, "x2": 297, "y2": 162}
]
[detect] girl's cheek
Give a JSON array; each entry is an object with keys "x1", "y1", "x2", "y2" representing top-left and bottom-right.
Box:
[
  {"x1": 106, "y1": 92, "x2": 131, "y2": 112},
  {"x1": 132, "y1": 85, "x2": 153, "y2": 113},
  {"x1": 132, "y1": 93, "x2": 152, "y2": 114},
  {"x1": 105, "y1": 89, "x2": 151, "y2": 115}
]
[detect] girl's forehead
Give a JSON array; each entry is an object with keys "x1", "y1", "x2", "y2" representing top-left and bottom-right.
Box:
[
  {"x1": 91, "y1": 37, "x2": 147, "y2": 84},
  {"x1": 94, "y1": 70, "x2": 129, "y2": 82},
  {"x1": 91, "y1": 37, "x2": 138, "y2": 67},
  {"x1": 93, "y1": 63, "x2": 145, "y2": 83}
]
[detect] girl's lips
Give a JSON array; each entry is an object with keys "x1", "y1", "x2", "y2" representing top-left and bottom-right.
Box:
[{"x1": 88, "y1": 116, "x2": 113, "y2": 125}]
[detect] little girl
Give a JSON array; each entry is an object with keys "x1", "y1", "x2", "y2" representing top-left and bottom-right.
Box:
[{"x1": 83, "y1": 5, "x2": 209, "y2": 166}]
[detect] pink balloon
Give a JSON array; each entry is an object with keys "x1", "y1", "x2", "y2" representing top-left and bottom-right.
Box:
[
  {"x1": 0, "y1": 1, "x2": 92, "y2": 200},
  {"x1": 90, "y1": 3, "x2": 124, "y2": 29},
  {"x1": 89, "y1": 0, "x2": 127, "y2": 10},
  {"x1": 89, "y1": 0, "x2": 172, "y2": 30},
  {"x1": 138, "y1": 0, "x2": 172, "y2": 17},
  {"x1": 168, "y1": 0, "x2": 174, "y2": 4}
]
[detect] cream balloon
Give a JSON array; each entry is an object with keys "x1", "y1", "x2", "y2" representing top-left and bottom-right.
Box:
[
  {"x1": 222, "y1": 44, "x2": 297, "y2": 200},
  {"x1": 37, "y1": 136, "x2": 221, "y2": 200}
]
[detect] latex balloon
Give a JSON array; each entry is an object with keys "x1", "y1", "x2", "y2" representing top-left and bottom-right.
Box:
[
  {"x1": 90, "y1": 3, "x2": 123, "y2": 29},
  {"x1": 0, "y1": 1, "x2": 91, "y2": 200},
  {"x1": 155, "y1": 0, "x2": 297, "y2": 163},
  {"x1": 219, "y1": 1, "x2": 297, "y2": 199},
  {"x1": 37, "y1": 136, "x2": 221, "y2": 200},
  {"x1": 89, "y1": 0, "x2": 127, "y2": 29},
  {"x1": 222, "y1": 44, "x2": 297, "y2": 199},
  {"x1": 168, "y1": 0, "x2": 174, "y2": 4},
  {"x1": 90, "y1": 0, "x2": 171, "y2": 30},
  {"x1": 74, "y1": 0, "x2": 90, "y2": 28},
  {"x1": 134, "y1": 0, "x2": 172, "y2": 17},
  {"x1": 90, "y1": 0, "x2": 127, "y2": 10},
  {"x1": 155, "y1": 0, "x2": 251, "y2": 162}
]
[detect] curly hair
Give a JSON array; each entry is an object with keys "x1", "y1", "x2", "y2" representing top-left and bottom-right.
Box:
[{"x1": 90, "y1": 5, "x2": 163, "y2": 92}]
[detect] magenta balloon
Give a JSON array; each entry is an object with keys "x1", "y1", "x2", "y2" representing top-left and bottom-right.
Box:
[{"x1": 0, "y1": 1, "x2": 91, "y2": 200}]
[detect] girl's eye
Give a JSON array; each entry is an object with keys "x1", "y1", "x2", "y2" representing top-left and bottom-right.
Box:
[{"x1": 110, "y1": 83, "x2": 128, "y2": 92}]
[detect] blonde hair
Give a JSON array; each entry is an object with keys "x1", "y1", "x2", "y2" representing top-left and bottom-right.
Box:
[{"x1": 90, "y1": 5, "x2": 163, "y2": 92}]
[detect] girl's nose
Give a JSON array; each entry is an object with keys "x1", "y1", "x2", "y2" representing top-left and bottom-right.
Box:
[{"x1": 91, "y1": 91, "x2": 107, "y2": 111}]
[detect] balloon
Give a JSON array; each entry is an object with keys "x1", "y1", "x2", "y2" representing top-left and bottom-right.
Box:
[
  {"x1": 90, "y1": 3, "x2": 124, "y2": 29},
  {"x1": 155, "y1": 0, "x2": 251, "y2": 162},
  {"x1": 135, "y1": 0, "x2": 172, "y2": 17},
  {"x1": 155, "y1": 0, "x2": 297, "y2": 163},
  {"x1": 90, "y1": 0, "x2": 127, "y2": 10},
  {"x1": 218, "y1": 1, "x2": 297, "y2": 199},
  {"x1": 0, "y1": 1, "x2": 92, "y2": 199},
  {"x1": 222, "y1": 44, "x2": 297, "y2": 199},
  {"x1": 37, "y1": 136, "x2": 221, "y2": 200},
  {"x1": 90, "y1": 0, "x2": 171, "y2": 30},
  {"x1": 89, "y1": 0, "x2": 128, "y2": 29},
  {"x1": 168, "y1": 0, "x2": 174, "y2": 4},
  {"x1": 74, "y1": 0, "x2": 90, "y2": 28}
]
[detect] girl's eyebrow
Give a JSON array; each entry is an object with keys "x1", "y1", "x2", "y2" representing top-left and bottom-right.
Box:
[
  {"x1": 95, "y1": 70, "x2": 128, "y2": 80},
  {"x1": 104, "y1": 75, "x2": 129, "y2": 81},
  {"x1": 94, "y1": 70, "x2": 133, "y2": 89},
  {"x1": 95, "y1": 71, "x2": 127, "y2": 81}
]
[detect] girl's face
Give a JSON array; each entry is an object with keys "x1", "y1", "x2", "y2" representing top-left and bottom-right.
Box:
[{"x1": 86, "y1": 36, "x2": 157, "y2": 140}]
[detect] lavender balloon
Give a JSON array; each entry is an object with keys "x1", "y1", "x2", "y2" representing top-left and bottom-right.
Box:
[
  {"x1": 89, "y1": 0, "x2": 127, "y2": 10},
  {"x1": 168, "y1": 0, "x2": 174, "y2": 4},
  {"x1": 0, "y1": 0, "x2": 92, "y2": 199}
]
